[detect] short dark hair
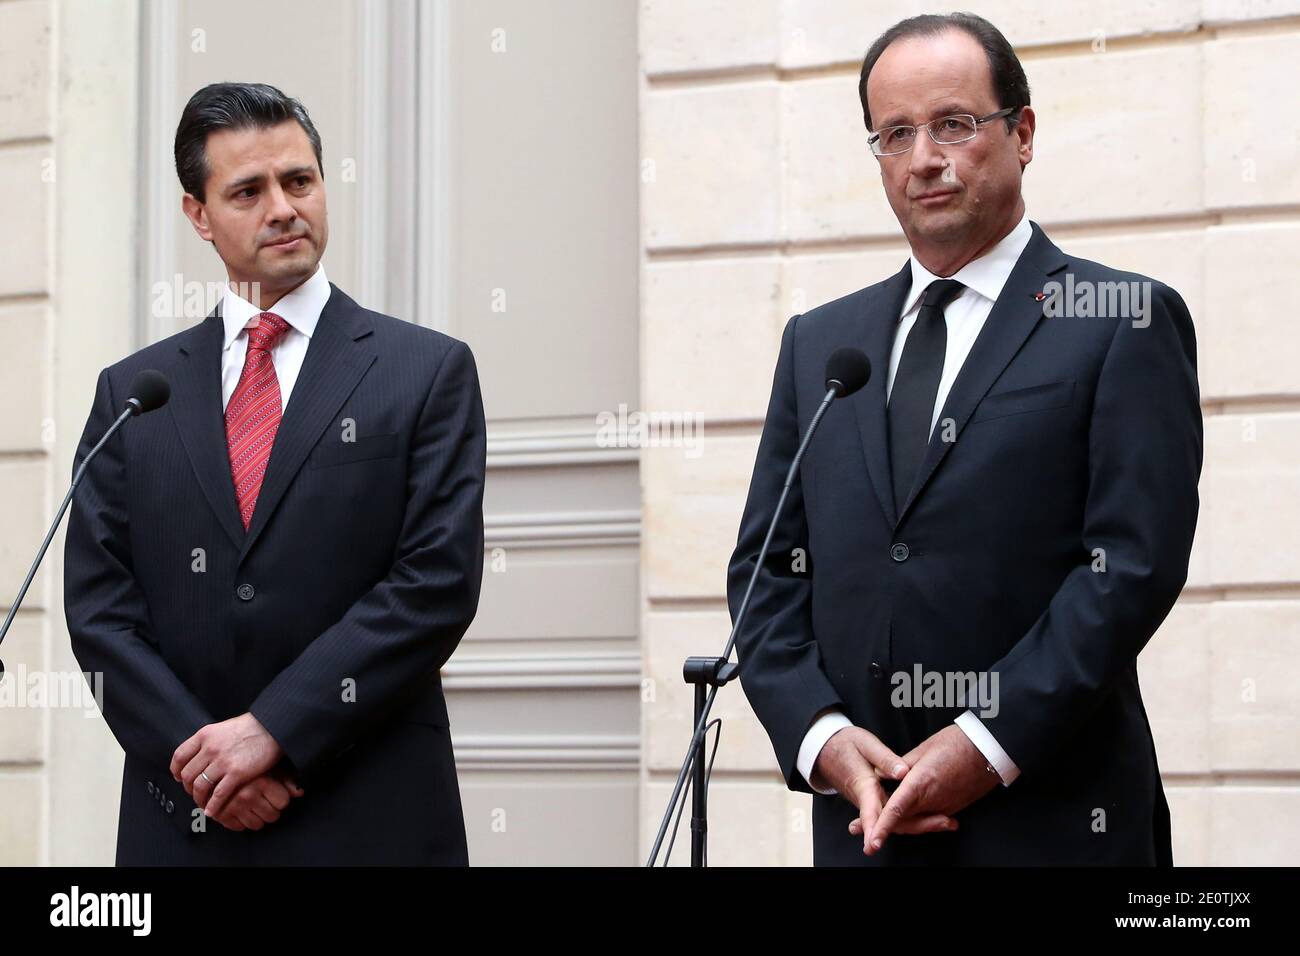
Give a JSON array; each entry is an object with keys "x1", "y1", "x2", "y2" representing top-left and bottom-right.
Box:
[
  {"x1": 174, "y1": 82, "x2": 323, "y2": 202},
  {"x1": 858, "y1": 12, "x2": 1030, "y2": 132}
]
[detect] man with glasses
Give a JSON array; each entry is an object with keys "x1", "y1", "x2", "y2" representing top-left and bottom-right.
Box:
[{"x1": 728, "y1": 12, "x2": 1201, "y2": 865}]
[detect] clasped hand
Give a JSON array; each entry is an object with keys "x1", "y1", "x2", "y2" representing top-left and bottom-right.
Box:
[
  {"x1": 170, "y1": 712, "x2": 304, "y2": 832},
  {"x1": 811, "y1": 723, "x2": 1000, "y2": 856}
]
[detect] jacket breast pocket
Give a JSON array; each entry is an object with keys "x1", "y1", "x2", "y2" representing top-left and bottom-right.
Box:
[
  {"x1": 308, "y1": 432, "x2": 400, "y2": 468},
  {"x1": 968, "y1": 379, "x2": 1075, "y2": 425}
]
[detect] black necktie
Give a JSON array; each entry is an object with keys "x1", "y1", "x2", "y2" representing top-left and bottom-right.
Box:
[{"x1": 888, "y1": 278, "x2": 965, "y2": 512}]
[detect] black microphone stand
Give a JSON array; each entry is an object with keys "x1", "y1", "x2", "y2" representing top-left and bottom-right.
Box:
[
  {"x1": 0, "y1": 400, "x2": 140, "y2": 679},
  {"x1": 646, "y1": 381, "x2": 848, "y2": 866}
]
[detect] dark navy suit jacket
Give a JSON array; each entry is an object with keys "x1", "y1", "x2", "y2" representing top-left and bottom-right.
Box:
[
  {"x1": 64, "y1": 283, "x2": 485, "y2": 865},
  {"x1": 727, "y1": 222, "x2": 1202, "y2": 865}
]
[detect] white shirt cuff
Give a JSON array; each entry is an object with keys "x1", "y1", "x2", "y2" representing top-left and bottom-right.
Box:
[
  {"x1": 796, "y1": 710, "x2": 854, "y2": 795},
  {"x1": 955, "y1": 710, "x2": 1020, "y2": 786}
]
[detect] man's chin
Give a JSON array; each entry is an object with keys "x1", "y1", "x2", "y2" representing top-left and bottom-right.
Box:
[
  {"x1": 256, "y1": 250, "x2": 317, "y2": 281},
  {"x1": 907, "y1": 208, "x2": 970, "y2": 243}
]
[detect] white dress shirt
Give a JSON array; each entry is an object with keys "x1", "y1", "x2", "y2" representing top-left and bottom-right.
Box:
[
  {"x1": 796, "y1": 213, "x2": 1033, "y2": 794},
  {"x1": 220, "y1": 263, "x2": 331, "y2": 412}
]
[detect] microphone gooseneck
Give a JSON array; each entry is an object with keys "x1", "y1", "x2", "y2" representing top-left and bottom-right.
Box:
[
  {"x1": 647, "y1": 348, "x2": 872, "y2": 865},
  {"x1": 0, "y1": 371, "x2": 172, "y2": 679}
]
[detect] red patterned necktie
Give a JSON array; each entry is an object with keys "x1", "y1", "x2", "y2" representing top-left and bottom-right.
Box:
[{"x1": 225, "y1": 311, "x2": 291, "y2": 531}]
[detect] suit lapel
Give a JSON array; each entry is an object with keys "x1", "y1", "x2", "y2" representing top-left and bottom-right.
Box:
[
  {"x1": 238, "y1": 284, "x2": 377, "y2": 562},
  {"x1": 851, "y1": 260, "x2": 912, "y2": 530},
  {"x1": 894, "y1": 222, "x2": 1069, "y2": 525},
  {"x1": 171, "y1": 307, "x2": 246, "y2": 548}
]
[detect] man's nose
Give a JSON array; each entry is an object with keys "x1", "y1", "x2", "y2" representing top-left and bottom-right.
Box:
[
  {"x1": 264, "y1": 182, "x2": 298, "y2": 226},
  {"x1": 908, "y1": 130, "x2": 949, "y2": 179}
]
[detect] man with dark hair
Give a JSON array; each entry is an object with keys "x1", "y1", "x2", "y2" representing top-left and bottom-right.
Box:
[
  {"x1": 64, "y1": 81, "x2": 485, "y2": 865},
  {"x1": 729, "y1": 13, "x2": 1201, "y2": 864}
]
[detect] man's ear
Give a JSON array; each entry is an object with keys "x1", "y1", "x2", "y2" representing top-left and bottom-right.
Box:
[
  {"x1": 1016, "y1": 106, "x2": 1035, "y2": 170},
  {"x1": 181, "y1": 193, "x2": 213, "y2": 242}
]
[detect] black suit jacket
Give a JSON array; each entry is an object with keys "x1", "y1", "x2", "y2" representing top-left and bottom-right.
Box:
[
  {"x1": 727, "y1": 222, "x2": 1202, "y2": 865},
  {"x1": 64, "y1": 283, "x2": 486, "y2": 865}
]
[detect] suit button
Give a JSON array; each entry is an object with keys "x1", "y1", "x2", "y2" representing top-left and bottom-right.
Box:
[
  {"x1": 890, "y1": 543, "x2": 910, "y2": 562},
  {"x1": 146, "y1": 781, "x2": 156, "y2": 796},
  {"x1": 236, "y1": 583, "x2": 255, "y2": 601},
  {"x1": 165, "y1": 799, "x2": 175, "y2": 814},
  {"x1": 869, "y1": 662, "x2": 884, "y2": 679}
]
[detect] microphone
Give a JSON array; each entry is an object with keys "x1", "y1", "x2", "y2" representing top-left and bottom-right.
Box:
[
  {"x1": 0, "y1": 370, "x2": 171, "y2": 678},
  {"x1": 647, "y1": 348, "x2": 872, "y2": 866},
  {"x1": 125, "y1": 369, "x2": 171, "y2": 416},
  {"x1": 825, "y1": 346, "x2": 872, "y2": 398}
]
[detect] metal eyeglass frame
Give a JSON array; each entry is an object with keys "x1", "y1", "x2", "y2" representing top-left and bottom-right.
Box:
[{"x1": 868, "y1": 107, "x2": 1020, "y2": 156}]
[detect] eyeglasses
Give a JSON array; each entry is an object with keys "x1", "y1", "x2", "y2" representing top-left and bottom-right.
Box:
[{"x1": 868, "y1": 108, "x2": 1019, "y2": 157}]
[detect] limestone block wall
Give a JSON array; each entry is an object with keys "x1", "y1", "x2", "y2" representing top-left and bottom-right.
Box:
[
  {"x1": 0, "y1": 0, "x2": 56, "y2": 867},
  {"x1": 0, "y1": 0, "x2": 140, "y2": 866}
]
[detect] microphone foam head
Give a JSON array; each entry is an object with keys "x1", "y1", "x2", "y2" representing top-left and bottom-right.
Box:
[
  {"x1": 127, "y1": 370, "x2": 171, "y2": 415},
  {"x1": 824, "y1": 347, "x2": 872, "y2": 398}
]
